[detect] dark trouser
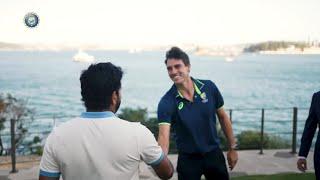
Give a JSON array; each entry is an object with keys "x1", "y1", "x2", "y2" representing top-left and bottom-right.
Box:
[{"x1": 177, "y1": 148, "x2": 229, "y2": 180}]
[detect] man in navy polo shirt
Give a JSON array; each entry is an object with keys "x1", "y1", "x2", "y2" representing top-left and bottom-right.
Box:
[
  {"x1": 39, "y1": 62, "x2": 174, "y2": 180},
  {"x1": 157, "y1": 47, "x2": 238, "y2": 180}
]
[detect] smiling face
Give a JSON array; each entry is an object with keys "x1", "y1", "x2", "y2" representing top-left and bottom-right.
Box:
[{"x1": 166, "y1": 58, "x2": 190, "y2": 85}]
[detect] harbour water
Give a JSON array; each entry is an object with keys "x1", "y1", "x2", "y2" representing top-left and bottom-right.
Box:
[{"x1": 0, "y1": 51, "x2": 319, "y2": 141}]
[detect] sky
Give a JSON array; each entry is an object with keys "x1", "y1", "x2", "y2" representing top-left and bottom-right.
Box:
[{"x1": 1, "y1": 0, "x2": 320, "y2": 47}]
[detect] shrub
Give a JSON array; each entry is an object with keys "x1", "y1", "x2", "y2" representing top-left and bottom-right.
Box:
[
  {"x1": 26, "y1": 136, "x2": 43, "y2": 155},
  {"x1": 118, "y1": 107, "x2": 148, "y2": 122},
  {"x1": 118, "y1": 107, "x2": 177, "y2": 153},
  {"x1": 236, "y1": 131, "x2": 290, "y2": 150}
]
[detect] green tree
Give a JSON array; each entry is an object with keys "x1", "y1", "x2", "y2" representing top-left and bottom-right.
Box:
[
  {"x1": 0, "y1": 94, "x2": 34, "y2": 155},
  {"x1": 244, "y1": 41, "x2": 309, "y2": 52}
]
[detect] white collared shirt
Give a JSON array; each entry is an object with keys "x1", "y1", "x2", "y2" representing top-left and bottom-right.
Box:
[{"x1": 40, "y1": 112, "x2": 163, "y2": 180}]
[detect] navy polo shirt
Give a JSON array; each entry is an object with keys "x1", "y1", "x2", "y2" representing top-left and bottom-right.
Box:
[{"x1": 157, "y1": 78, "x2": 224, "y2": 154}]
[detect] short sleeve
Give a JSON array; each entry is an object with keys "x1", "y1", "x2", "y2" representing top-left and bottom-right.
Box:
[
  {"x1": 157, "y1": 97, "x2": 175, "y2": 125},
  {"x1": 209, "y1": 81, "x2": 224, "y2": 109},
  {"x1": 39, "y1": 131, "x2": 61, "y2": 178},
  {"x1": 138, "y1": 125, "x2": 164, "y2": 167}
]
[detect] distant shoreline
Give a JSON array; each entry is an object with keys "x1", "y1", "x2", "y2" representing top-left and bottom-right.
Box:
[
  {"x1": 258, "y1": 47, "x2": 320, "y2": 55},
  {"x1": 1, "y1": 46, "x2": 320, "y2": 57}
]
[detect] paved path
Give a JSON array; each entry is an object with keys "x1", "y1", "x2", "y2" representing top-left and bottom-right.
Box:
[{"x1": 0, "y1": 149, "x2": 315, "y2": 180}]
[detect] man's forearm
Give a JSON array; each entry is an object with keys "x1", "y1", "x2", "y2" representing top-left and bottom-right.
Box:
[
  {"x1": 158, "y1": 124, "x2": 171, "y2": 155},
  {"x1": 152, "y1": 155, "x2": 174, "y2": 179},
  {"x1": 220, "y1": 117, "x2": 236, "y2": 149},
  {"x1": 158, "y1": 136, "x2": 169, "y2": 155}
]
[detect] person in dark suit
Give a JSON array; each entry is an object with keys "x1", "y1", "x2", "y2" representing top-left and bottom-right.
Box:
[{"x1": 297, "y1": 91, "x2": 320, "y2": 179}]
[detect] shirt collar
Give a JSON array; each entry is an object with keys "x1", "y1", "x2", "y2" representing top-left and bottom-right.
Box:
[
  {"x1": 175, "y1": 77, "x2": 205, "y2": 98},
  {"x1": 193, "y1": 77, "x2": 205, "y2": 91},
  {"x1": 81, "y1": 111, "x2": 115, "y2": 118}
]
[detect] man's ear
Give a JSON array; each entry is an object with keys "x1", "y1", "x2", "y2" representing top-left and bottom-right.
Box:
[{"x1": 111, "y1": 91, "x2": 117, "y2": 106}]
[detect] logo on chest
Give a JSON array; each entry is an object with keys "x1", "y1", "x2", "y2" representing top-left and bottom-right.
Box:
[
  {"x1": 200, "y1": 92, "x2": 208, "y2": 103},
  {"x1": 178, "y1": 102, "x2": 184, "y2": 110}
]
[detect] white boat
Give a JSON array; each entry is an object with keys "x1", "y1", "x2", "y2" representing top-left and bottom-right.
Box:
[
  {"x1": 225, "y1": 56, "x2": 234, "y2": 62},
  {"x1": 128, "y1": 48, "x2": 142, "y2": 54},
  {"x1": 73, "y1": 50, "x2": 95, "y2": 62}
]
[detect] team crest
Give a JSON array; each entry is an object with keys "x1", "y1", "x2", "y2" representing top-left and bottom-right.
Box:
[{"x1": 200, "y1": 92, "x2": 208, "y2": 103}]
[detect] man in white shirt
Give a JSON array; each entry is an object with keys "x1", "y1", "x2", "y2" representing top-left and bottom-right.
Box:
[{"x1": 39, "y1": 62, "x2": 174, "y2": 180}]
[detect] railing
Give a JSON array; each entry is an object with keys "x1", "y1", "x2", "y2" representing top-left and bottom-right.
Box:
[
  {"x1": 0, "y1": 107, "x2": 313, "y2": 152},
  {"x1": 225, "y1": 107, "x2": 312, "y2": 154},
  {"x1": 0, "y1": 107, "x2": 317, "y2": 173}
]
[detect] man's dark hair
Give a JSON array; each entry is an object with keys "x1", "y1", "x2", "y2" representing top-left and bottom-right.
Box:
[
  {"x1": 80, "y1": 62, "x2": 123, "y2": 111},
  {"x1": 165, "y1": 47, "x2": 190, "y2": 66}
]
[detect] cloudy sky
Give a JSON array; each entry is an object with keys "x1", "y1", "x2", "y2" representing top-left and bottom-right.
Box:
[{"x1": 1, "y1": 0, "x2": 319, "y2": 47}]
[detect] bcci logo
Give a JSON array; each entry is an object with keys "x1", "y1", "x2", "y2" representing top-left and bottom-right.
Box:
[{"x1": 24, "y1": 12, "x2": 39, "y2": 28}]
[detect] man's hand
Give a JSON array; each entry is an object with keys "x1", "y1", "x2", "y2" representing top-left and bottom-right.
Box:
[
  {"x1": 297, "y1": 158, "x2": 307, "y2": 172},
  {"x1": 227, "y1": 149, "x2": 238, "y2": 170}
]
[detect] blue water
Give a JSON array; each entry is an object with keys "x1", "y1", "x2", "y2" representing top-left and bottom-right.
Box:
[{"x1": 0, "y1": 51, "x2": 319, "y2": 139}]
